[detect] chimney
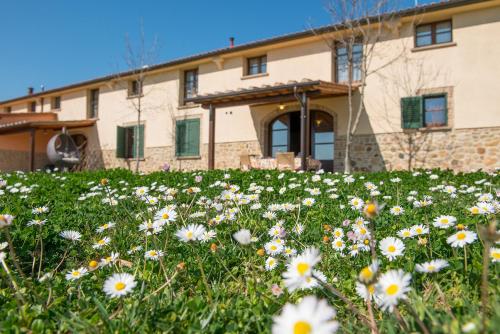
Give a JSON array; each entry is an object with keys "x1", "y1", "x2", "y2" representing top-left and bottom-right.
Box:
[
  {"x1": 28, "y1": 87, "x2": 34, "y2": 95},
  {"x1": 229, "y1": 37, "x2": 235, "y2": 48}
]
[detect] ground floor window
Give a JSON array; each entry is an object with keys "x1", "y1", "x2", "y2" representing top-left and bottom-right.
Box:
[
  {"x1": 176, "y1": 118, "x2": 200, "y2": 157},
  {"x1": 401, "y1": 94, "x2": 448, "y2": 129},
  {"x1": 116, "y1": 125, "x2": 144, "y2": 158}
]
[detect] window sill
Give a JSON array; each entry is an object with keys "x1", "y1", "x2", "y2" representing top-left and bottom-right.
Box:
[
  {"x1": 241, "y1": 73, "x2": 269, "y2": 80},
  {"x1": 411, "y1": 42, "x2": 457, "y2": 52},
  {"x1": 176, "y1": 155, "x2": 201, "y2": 160},
  {"x1": 177, "y1": 103, "x2": 200, "y2": 110},
  {"x1": 127, "y1": 94, "x2": 144, "y2": 99},
  {"x1": 50, "y1": 108, "x2": 61, "y2": 112},
  {"x1": 123, "y1": 157, "x2": 146, "y2": 161},
  {"x1": 403, "y1": 126, "x2": 451, "y2": 133}
]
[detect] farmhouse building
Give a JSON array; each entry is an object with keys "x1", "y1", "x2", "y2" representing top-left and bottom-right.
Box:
[{"x1": 0, "y1": 0, "x2": 499, "y2": 172}]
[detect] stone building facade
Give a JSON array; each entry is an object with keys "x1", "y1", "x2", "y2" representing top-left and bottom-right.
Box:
[{"x1": 1, "y1": 0, "x2": 499, "y2": 173}]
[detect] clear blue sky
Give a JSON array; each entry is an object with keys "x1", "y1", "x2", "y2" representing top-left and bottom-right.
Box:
[{"x1": 0, "y1": 0, "x2": 431, "y2": 101}]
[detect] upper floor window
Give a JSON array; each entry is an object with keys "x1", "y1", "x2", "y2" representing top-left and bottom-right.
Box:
[
  {"x1": 184, "y1": 69, "x2": 198, "y2": 100},
  {"x1": 415, "y1": 20, "x2": 452, "y2": 47},
  {"x1": 247, "y1": 55, "x2": 267, "y2": 76},
  {"x1": 88, "y1": 88, "x2": 99, "y2": 118},
  {"x1": 51, "y1": 96, "x2": 61, "y2": 110},
  {"x1": 128, "y1": 79, "x2": 142, "y2": 97},
  {"x1": 4, "y1": 106, "x2": 11, "y2": 113},
  {"x1": 335, "y1": 43, "x2": 362, "y2": 83},
  {"x1": 29, "y1": 101, "x2": 36, "y2": 112}
]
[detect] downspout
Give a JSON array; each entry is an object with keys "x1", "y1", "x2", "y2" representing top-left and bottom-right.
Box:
[{"x1": 294, "y1": 86, "x2": 307, "y2": 171}]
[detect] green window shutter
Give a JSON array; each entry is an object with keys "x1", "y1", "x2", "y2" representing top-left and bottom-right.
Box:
[
  {"x1": 176, "y1": 120, "x2": 187, "y2": 156},
  {"x1": 131, "y1": 125, "x2": 145, "y2": 158},
  {"x1": 176, "y1": 119, "x2": 200, "y2": 156},
  {"x1": 186, "y1": 119, "x2": 200, "y2": 156},
  {"x1": 116, "y1": 126, "x2": 126, "y2": 158},
  {"x1": 401, "y1": 96, "x2": 423, "y2": 129}
]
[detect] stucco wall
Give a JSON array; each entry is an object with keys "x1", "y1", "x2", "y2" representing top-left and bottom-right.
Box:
[{"x1": 1, "y1": 1, "x2": 499, "y2": 173}]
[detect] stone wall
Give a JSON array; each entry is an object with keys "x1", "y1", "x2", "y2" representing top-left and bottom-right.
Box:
[
  {"x1": 335, "y1": 127, "x2": 500, "y2": 172},
  {"x1": 99, "y1": 140, "x2": 262, "y2": 172}
]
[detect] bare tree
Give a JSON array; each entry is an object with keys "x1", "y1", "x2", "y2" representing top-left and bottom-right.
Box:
[
  {"x1": 118, "y1": 20, "x2": 159, "y2": 173},
  {"x1": 320, "y1": 0, "x2": 404, "y2": 173}
]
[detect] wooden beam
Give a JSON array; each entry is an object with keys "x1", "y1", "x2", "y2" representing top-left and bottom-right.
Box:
[
  {"x1": 208, "y1": 104, "x2": 215, "y2": 170},
  {"x1": 29, "y1": 128, "x2": 35, "y2": 172}
]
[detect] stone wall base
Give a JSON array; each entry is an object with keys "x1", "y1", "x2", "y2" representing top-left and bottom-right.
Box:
[{"x1": 3, "y1": 128, "x2": 498, "y2": 173}]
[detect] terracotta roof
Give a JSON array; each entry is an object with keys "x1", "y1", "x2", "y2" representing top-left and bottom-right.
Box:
[
  {"x1": 0, "y1": 0, "x2": 492, "y2": 105},
  {"x1": 185, "y1": 79, "x2": 353, "y2": 107},
  {"x1": 0, "y1": 119, "x2": 96, "y2": 135}
]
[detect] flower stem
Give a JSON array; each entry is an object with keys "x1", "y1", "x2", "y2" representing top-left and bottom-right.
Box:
[{"x1": 196, "y1": 253, "x2": 213, "y2": 304}]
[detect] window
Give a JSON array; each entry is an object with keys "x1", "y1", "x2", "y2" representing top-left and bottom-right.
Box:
[
  {"x1": 335, "y1": 43, "x2": 362, "y2": 83},
  {"x1": 183, "y1": 69, "x2": 198, "y2": 100},
  {"x1": 415, "y1": 20, "x2": 452, "y2": 47},
  {"x1": 401, "y1": 94, "x2": 448, "y2": 129},
  {"x1": 88, "y1": 89, "x2": 99, "y2": 118},
  {"x1": 4, "y1": 106, "x2": 11, "y2": 113},
  {"x1": 116, "y1": 125, "x2": 144, "y2": 159},
  {"x1": 246, "y1": 55, "x2": 267, "y2": 76},
  {"x1": 52, "y1": 96, "x2": 61, "y2": 110},
  {"x1": 129, "y1": 80, "x2": 142, "y2": 97},
  {"x1": 423, "y1": 95, "x2": 447, "y2": 127},
  {"x1": 29, "y1": 101, "x2": 36, "y2": 112},
  {"x1": 270, "y1": 114, "x2": 289, "y2": 157},
  {"x1": 175, "y1": 118, "x2": 200, "y2": 157}
]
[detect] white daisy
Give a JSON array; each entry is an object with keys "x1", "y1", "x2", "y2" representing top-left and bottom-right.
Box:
[
  {"x1": 283, "y1": 247, "x2": 321, "y2": 292},
  {"x1": 103, "y1": 273, "x2": 137, "y2": 298},
  {"x1": 92, "y1": 236, "x2": 111, "y2": 249},
  {"x1": 175, "y1": 224, "x2": 206, "y2": 242},
  {"x1": 144, "y1": 249, "x2": 164, "y2": 260},
  {"x1": 390, "y1": 206, "x2": 404, "y2": 216},
  {"x1": 65, "y1": 267, "x2": 88, "y2": 281},
  {"x1": 60, "y1": 230, "x2": 82, "y2": 241},
  {"x1": 433, "y1": 215, "x2": 457, "y2": 229},
  {"x1": 415, "y1": 259, "x2": 449, "y2": 273},
  {"x1": 272, "y1": 295, "x2": 339, "y2": 334},
  {"x1": 397, "y1": 228, "x2": 414, "y2": 239},
  {"x1": 410, "y1": 224, "x2": 429, "y2": 235},
  {"x1": 331, "y1": 238, "x2": 346, "y2": 252},
  {"x1": 375, "y1": 269, "x2": 412, "y2": 312},
  {"x1": 265, "y1": 257, "x2": 278, "y2": 271},
  {"x1": 446, "y1": 231, "x2": 477, "y2": 248},
  {"x1": 490, "y1": 247, "x2": 500, "y2": 263},
  {"x1": 265, "y1": 240, "x2": 284, "y2": 255},
  {"x1": 379, "y1": 237, "x2": 405, "y2": 261}
]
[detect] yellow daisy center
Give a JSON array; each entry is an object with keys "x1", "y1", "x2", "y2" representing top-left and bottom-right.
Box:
[
  {"x1": 416, "y1": 228, "x2": 422, "y2": 233},
  {"x1": 471, "y1": 207, "x2": 479, "y2": 214},
  {"x1": 89, "y1": 260, "x2": 98, "y2": 268},
  {"x1": 364, "y1": 239, "x2": 370, "y2": 245},
  {"x1": 368, "y1": 285, "x2": 375, "y2": 294},
  {"x1": 360, "y1": 267, "x2": 373, "y2": 280},
  {"x1": 186, "y1": 231, "x2": 193, "y2": 239},
  {"x1": 388, "y1": 245, "x2": 396, "y2": 252},
  {"x1": 72, "y1": 271, "x2": 80, "y2": 277},
  {"x1": 403, "y1": 231, "x2": 410, "y2": 237},
  {"x1": 336, "y1": 241, "x2": 343, "y2": 247},
  {"x1": 386, "y1": 284, "x2": 399, "y2": 296},
  {"x1": 149, "y1": 251, "x2": 157, "y2": 256},
  {"x1": 297, "y1": 262, "x2": 310, "y2": 276},
  {"x1": 427, "y1": 265, "x2": 436, "y2": 271},
  {"x1": 457, "y1": 232, "x2": 466, "y2": 240},
  {"x1": 440, "y1": 219, "x2": 449, "y2": 224},
  {"x1": 98, "y1": 239, "x2": 105, "y2": 245},
  {"x1": 270, "y1": 245, "x2": 277, "y2": 251},
  {"x1": 103, "y1": 224, "x2": 108, "y2": 229},
  {"x1": 492, "y1": 252, "x2": 500, "y2": 259},
  {"x1": 294, "y1": 321, "x2": 312, "y2": 334},
  {"x1": 115, "y1": 282, "x2": 126, "y2": 291},
  {"x1": 162, "y1": 213, "x2": 169, "y2": 219}
]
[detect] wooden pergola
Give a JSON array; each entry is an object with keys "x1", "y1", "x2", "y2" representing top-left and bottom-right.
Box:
[
  {"x1": 185, "y1": 80, "x2": 352, "y2": 170},
  {"x1": 0, "y1": 118, "x2": 96, "y2": 171}
]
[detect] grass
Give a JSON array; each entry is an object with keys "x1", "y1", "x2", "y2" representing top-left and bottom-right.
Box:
[{"x1": 0, "y1": 168, "x2": 498, "y2": 333}]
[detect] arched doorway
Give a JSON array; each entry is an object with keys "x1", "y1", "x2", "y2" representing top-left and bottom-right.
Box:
[{"x1": 268, "y1": 110, "x2": 334, "y2": 171}]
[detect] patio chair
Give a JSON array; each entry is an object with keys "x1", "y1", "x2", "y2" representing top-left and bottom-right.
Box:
[
  {"x1": 240, "y1": 154, "x2": 252, "y2": 171},
  {"x1": 276, "y1": 152, "x2": 295, "y2": 170}
]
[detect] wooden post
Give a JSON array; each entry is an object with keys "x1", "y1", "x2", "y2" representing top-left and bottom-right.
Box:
[
  {"x1": 300, "y1": 92, "x2": 308, "y2": 171},
  {"x1": 208, "y1": 104, "x2": 215, "y2": 170},
  {"x1": 29, "y1": 128, "x2": 36, "y2": 172}
]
